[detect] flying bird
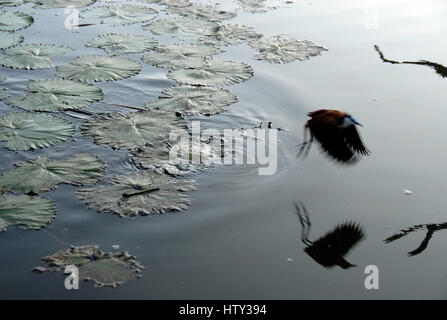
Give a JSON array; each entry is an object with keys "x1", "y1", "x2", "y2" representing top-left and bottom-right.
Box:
[
  {"x1": 294, "y1": 202, "x2": 365, "y2": 269},
  {"x1": 298, "y1": 109, "x2": 370, "y2": 163}
]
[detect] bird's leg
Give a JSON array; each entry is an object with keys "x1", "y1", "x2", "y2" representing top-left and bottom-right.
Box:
[
  {"x1": 300, "y1": 202, "x2": 313, "y2": 245},
  {"x1": 294, "y1": 201, "x2": 312, "y2": 245},
  {"x1": 303, "y1": 133, "x2": 313, "y2": 157},
  {"x1": 297, "y1": 126, "x2": 309, "y2": 157}
]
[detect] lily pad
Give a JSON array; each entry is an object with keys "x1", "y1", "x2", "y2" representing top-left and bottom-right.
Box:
[
  {"x1": 145, "y1": 85, "x2": 238, "y2": 116},
  {"x1": 0, "y1": 89, "x2": 7, "y2": 100},
  {"x1": 81, "y1": 110, "x2": 188, "y2": 150},
  {"x1": 142, "y1": 43, "x2": 222, "y2": 69},
  {"x1": 0, "y1": 43, "x2": 72, "y2": 70},
  {"x1": 139, "y1": 0, "x2": 190, "y2": 6},
  {"x1": 168, "y1": 59, "x2": 254, "y2": 86},
  {"x1": 27, "y1": 0, "x2": 96, "y2": 9},
  {"x1": 0, "y1": 112, "x2": 75, "y2": 151},
  {"x1": 34, "y1": 245, "x2": 144, "y2": 288},
  {"x1": 56, "y1": 55, "x2": 142, "y2": 82},
  {"x1": 0, "y1": 0, "x2": 24, "y2": 6},
  {"x1": 0, "y1": 11, "x2": 33, "y2": 31},
  {"x1": 0, "y1": 154, "x2": 106, "y2": 195},
  {"x1": 166, "y1": 3, "x2": 237, "y2": 22},
  {"x1": 0, "y1": 76, "x2": 5, "y2": 82},
  {"x1": 86, "y1": 33, "x2": 159, "y2": 55},
  {"x1": 0, "y1": 31, "x2": 23, "y2": 49},
  {"x1": 249, "y1": 35, "x2": 328, "y2": 64},
  {"x1": 81, "y1": 5, "x2": 157, "y2": 26},
  {"x1": 237, "y1": 0, "x2": 271, "y2": 13},
  {"x1": 143, "y1": 17, "x2": 219, "y2": 40},
  {"x1": 77, "y1": 170, "x2": 196, "y2": 217},
  {"x1": 0, "y1": 194, "x2": 56, "y2": 232},
  {"x1": 199, "y1": 24, "x2": 263, "y2": 47},
  {"x1": 7, "y1": 79, "x2": 104, "y2": 112}
]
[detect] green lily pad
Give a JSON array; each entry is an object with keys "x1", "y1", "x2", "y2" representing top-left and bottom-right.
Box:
[
  {"x1": 166, "y1": 3, "x2": 237, "y2": 22},
  {"x1": 0, "y1": 154, "x2": 106, "y2": 195},
  {"x1": 237, "y1": 0, "x2": 271, "y2": 13},
  {"x1": 139, "y1": 0, "x2": 189, "y2": 6},
  {"x1": 34, "y1": 245, "x2": 144, "y2": 288},
  {"x1": 0, "y1": 89, "x2": 7, "y2": 100},
  {"x1": 0, "y1": 43, "x2": 72, "y2": 70},
  {"x1": 145, "y1": 85, "x2": 238, "y2": 116},
  {"x1": 86, "y1": 33, "x2": 159, "y2": 55},
  {"x1": 81, "y1": 5, "x2": 157, "y2": 26},
  {"x1": 56, "y1": 55, "x2": 142, "y2": 82},
  {"x1": 199, "y1": 24, "x2": 263, "y2": 47},
  {"x1": 0, "y1": 31, "x2": 23, "y2": 49},
  {"x1": 168, "y1": 59, "x2": 254, "y2": 86},
  {"x1": 0, "y1": 194, "x2": 56, "y2": 231},
  {"x1": 0, "y1": 0, "x2": 24, "y2": 6},
  {"x1": 7, "y1": 79, "x2": 104, "y2": 112},
  {"x1": 77, "y1": 170, "x2": 196, "y2": 217},
  {"x1": 0, "y1": 76, "x2": 5, "y2": 82},
  {"x1": 249, "y1": 35, "x2": 328, "y2": 64},
  {"x1": 143, "y1": 17, "x2": 219, "y2": 40},
  {"x1": 81, "y1": 110, "x2": 188, "y2": 150},
  {"x1": 142, "y1": 43, "x2": 222, "y2": 69},
  {"x1": 0, "y1": 10, "x2": 33, "y2": 31},
  {"x1": 0, "y1": 112, "x2": 75, "y2": 151},
  {"x1": 27, "y1": 0, "x2": 96, "y2": 9}
]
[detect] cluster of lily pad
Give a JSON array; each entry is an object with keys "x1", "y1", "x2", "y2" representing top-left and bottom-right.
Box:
[{"x1": 0, "y1": 0, "x2": 326, "y2": 288}]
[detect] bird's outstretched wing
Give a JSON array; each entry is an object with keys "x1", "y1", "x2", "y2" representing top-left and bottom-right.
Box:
[
  {"x1": 310, "y1": 117, "x2": 357, "y2": 163},
  {"x1": 343, "y1": 125, "x2": 370, "y2": 156}
]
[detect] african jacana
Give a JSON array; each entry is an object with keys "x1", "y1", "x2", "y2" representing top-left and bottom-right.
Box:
[
  {"x1": 294, "y1": 202, "x2": 365, "y2": 269},
  {"x1": 298, "y1": 109, "x2": 370, "y2": 163}
]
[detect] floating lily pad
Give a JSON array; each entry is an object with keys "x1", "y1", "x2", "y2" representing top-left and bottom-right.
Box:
[
  {"x1": 168, "y1": 59, "x2": 254, "y2": 86},
  {"x1": 56, "y1": 55, "x2": 142, "y2": 82},
  {"x1": 166, "y1": 3, "x2": 237, "y2": 22},
  {"x1": 34, "y1": 245, "x2": 144, "y2": 288},
  {"x1": 81, "y1": 5, "x2": 157, "y2": 26},
  {"x1": 0, "y1": 0, "x2": 24, "y2": 6},
  {"x1": 0, "y1": 112, "x2": 75, "y2": 151},
  {"x1": 0, "y1": 154, "x2": 106, "y2": 195},
  {"x1": 77, "y1": 170, "x2": 196, "y2": 217},
  {"x1": 142, "y1": 44, "x2": 222, "y2": 69},
  {"x1": 145, "y1": 85, "x2": 238, "y2": 116},
  {"x1": 132, "y1": 137, "x2": 222, "y2": 175},
  {"x1": 27, "y1": 0, "x2": 96, "y2": 9},
  {"x1": 86, "y1": 33, "x2": 159, "y2": 55},
  {"x1": 0, "y1": 31, "x2": 23, "y2": 49},
  {"x1": 7, "y1": 79, "x2": 104, "y2": 112},
  {"x1": 0, "y1": 76, "x2": 5, "y2": 82},
  {"x1": 237, "y1": 0, "x2": 271, "y2": 13},
  {"x1": 139, "y1": 0, "x2": 190, "y2": 6},
  {"x1": 0, "y1": 194, "x2": 56, "y2": 232},
  {"x1": 199, "y1": 24, "x2": 263, "y2": 47},
  {"x1": 81, "y1": 110, "x2": 188, "y2": 150},
  {"x1": 0, "y1": 11, "x2": 33, "y2": 31},
  {"x1": 143, "y1": 17, "x2": 219, "y2": 40},
  {"x1": 249, "y1": 35, "x2": 328, "y2": 64},
  {"x1": 0, "y1": 89, "x2": 7, "y2": 100},
  {"x1": 0, "y1": 43, "x2": 72, "y2": 70}
]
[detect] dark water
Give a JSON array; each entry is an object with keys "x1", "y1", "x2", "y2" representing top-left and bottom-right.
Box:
[{"x1": 1, "y1": 0, "x2": 447, "y2": 299}]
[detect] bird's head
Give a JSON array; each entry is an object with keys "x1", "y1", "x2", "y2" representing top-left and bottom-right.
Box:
[{"x1": 342, "y1": 115, "x2": 363, "y2": 128}]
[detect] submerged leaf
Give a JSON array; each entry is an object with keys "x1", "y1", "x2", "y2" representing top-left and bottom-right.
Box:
[
  {"x1": 27, "y1": 0, "x2": 96, "y2": 9},
  {"x1": 0, "y1": 43, "x2": 72, "y2": 70},
  {"x1": 0, "y1": 154, "x2": 106, "y2": 194},
  {"x1": 0, "y1": 194, "x2": 56, "y2": 231},
  {"x1": 7, "y1": 79, "x2": 104, "y2": 112},
  {"x1": 145, "y1": 85, "x2": 238, "y2": 115},
  {"x1": 0, "y1": 31, "x2": 23, "y2": 49},
  {"x1": 35, "y1": 245, "x2": 144, "y2": 288},
  {"x1": 86, "y1": 33, "x2": 159, "y2": 55},
  {"x1": 0, "y1": 112, "x2": 75, "y2": 151},
  {"x1": 166, "y1": 3, "x2": 237, "y2": 22},
  {"x1": 56, "y1": 55, "x2": 142, "y2": 82},
  {"x1": 0, "y1": 11, "x2": 33, "y2": 31},
  {"x1": 168, "y1": 59, "x2": 254, "y2": 86},
  {"x1": 143, "y1": 17, "x2": 219, "y2": 40},
  {"x1": 142, "y1": 43, "x2": 222, "y2": 69},
  {"x1": 249, "y1": 35, "x2": 328, "y2": 64},
  {"x1": 81, "y1": 5, "x2": 157, "y2": 26},
  {"x1": 81, "y1": 110, "x2": 188, "y2": 150},
  {"x1": 199, "y1": 24, "x2": 263, "y2": 47},
  {"x1": 77, "y1": 170, "x2": 196, "y2": 217}
]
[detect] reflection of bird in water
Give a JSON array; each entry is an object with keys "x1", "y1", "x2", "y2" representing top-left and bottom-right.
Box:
[
  {"x1": 374, "y1": 45, "x2": 447, "y2": 78},
  {"x1": 298, "y1": 109, "x2": 370, "y2": 163},
  {"x1": 385, "y1": 222, "x2": 447, "y2": 256},
  {"x1": 294, "y1": 202, "x2": 365, "y2": 269}
]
